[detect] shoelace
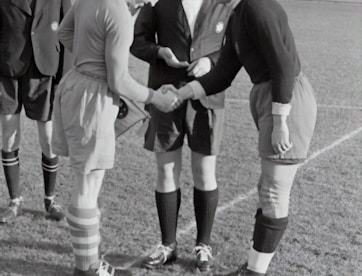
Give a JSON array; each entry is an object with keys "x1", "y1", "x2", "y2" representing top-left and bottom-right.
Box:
[
  {"x1": 96, "y1": 260, "x2": 115, "y2": 276},
  {"x1": 149, "y1": 245, "x2": 173, "y2": 263},
  {"x1": 48, "y1": 201, "x2": 62, "y2": 213},
  {"x1": 193, "y1": 245, "x2": 212, "y2": 262},
  {"x1": 9, "y1": 196, "x2": 23, "y2": 214}
]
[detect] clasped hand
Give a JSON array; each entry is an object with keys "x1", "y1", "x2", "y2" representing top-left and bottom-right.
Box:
[{"x1": 151, "y1": 85, "x2": 183, "y2": 113}]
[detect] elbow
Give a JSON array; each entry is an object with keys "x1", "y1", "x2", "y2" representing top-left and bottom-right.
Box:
[{"x1": 107, "y1": 72, "x2": 131, "y2": 98}]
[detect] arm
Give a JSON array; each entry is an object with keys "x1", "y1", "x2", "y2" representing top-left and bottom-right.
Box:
[
  {"x1": 55, "y1": 0, "x2": 73, "y2": 83},
  {"x1": 104, "y1": 7, "x2": 149, "y2": 102},
  {"x1": 196, "y1": 18, "x2": 242, "y2": 96},
  {"x1": 177, "y1": 18, "x2": 242, "y2": 99},
  {"x1": 57, "y1": 3, "x2": 74, "y2": 52},
  {"x1": 245, "y1": 3, "x2": 295, "y2": 104},
  {"x1": 130, "y1": 4, "x2": 160, "y2": 65},
  {"x1": 245, "y1": 4, "x2": 295, "y2": 153},
  {"x1": 104, "y1": 6, "x2": 179, "y2": 112}
]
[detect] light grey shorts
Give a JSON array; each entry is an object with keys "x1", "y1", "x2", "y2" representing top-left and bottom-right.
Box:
[
  {"x1": 52, "y1": 69, "x2": 119, "y2": 173},
  {"x1": 250, "y1": 73, "x2": 317, "y2": 164}
]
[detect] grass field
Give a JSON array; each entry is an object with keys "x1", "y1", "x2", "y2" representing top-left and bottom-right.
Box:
[{"x1": 0, "y1": 1, "x2": 361, "y2": 275}]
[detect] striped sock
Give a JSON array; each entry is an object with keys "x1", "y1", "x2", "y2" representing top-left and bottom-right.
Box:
[
  {"x1": 66, "y1": 206, "x2": 100, "y2": 270},
  {"x1": 42, "y1": 154, "x2": 59, "y2": 197},
  {"x1": 2, "y1": 149, "x2": 20, "y2": 199}
]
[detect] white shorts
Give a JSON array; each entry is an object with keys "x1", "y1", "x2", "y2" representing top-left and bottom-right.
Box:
[
  {"x1": 52, "y1": 69, "x2": 119, "y2": 173},
  {"x1": 250, "y1": 73, "x2": 317, "y2": 163}
]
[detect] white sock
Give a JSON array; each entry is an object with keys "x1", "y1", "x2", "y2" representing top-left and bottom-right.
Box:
[
  {"x1": 247, "y1": 247, "x2": 275, "y2": 274},
  {"x1": 44, "y1": 195, "x2": 55, "y2": 201}
]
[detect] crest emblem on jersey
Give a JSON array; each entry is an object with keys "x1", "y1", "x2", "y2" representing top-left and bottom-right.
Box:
[{"x1": 215, "y1": 22, "x2": 224, "y2": 33}]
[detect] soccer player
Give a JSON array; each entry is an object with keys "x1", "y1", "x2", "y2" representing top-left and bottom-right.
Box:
[
  {"x1": 130, "y1": 0, "x2": 238, "y2": 272},
  {"x1": 0, "y1": 0, "x2": 71, "y2": 224},
  {"x1": 52, "y1": 0, "x2": 179, "y2": 274},
  {"x1": 176, "y1": 0, "x2": 317, "y2": 275}
]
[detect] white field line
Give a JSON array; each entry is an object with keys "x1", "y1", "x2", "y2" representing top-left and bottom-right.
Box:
[
  {"x1": 226, "y1": 98, "x2": 362, "y2": 110},
  {"x1": 303, "y1": 126, "x2": 362, "y2": 165},
  {"x1": 117, "y1": 122, "x2": 362, "y2": 270},
  {"x1": 175, "y1": 126, "x2": 362, "y2": 240}
]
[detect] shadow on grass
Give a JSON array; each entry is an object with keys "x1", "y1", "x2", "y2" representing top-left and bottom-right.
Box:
[
  {"x1": 0, "y1": 257, "x2": 72, "y2": 276},
  {"x1": 0, "y1": 207, "x2": 49, "y2": 219},
  {"x1": 23, "y1": 208, "x2": 49, "y2": 219},
  {"x1": 0, "y1": 238, "x2": 71, "y2": 254},
  {"x1": 104, "y1": 252, "x2": 197, "y2": 275}
]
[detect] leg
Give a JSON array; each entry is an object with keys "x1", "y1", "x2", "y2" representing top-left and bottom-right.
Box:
[
  {"x1": 0, "y1": 114, "x2": 23, "y2": 224},
  {"x1": 37, "y1": 120, "x2": 64, "y2": 220},
  {"x1": 1, "y1": 113, "x2": 21, "y2": 197},
  {"x1": 247, "y1": 158, "x2": 300, "y2": 275},
  {"x1": 67, "y1": 169, "x2": 104, "y2": 272},
  {"x1": 155, "y1": 149, "x2": 182, "y2": 244},
  {"x1": 191, "y1": 151, "x2": 218, "y2": 272},
  {"x1": 143, "y1": 149, "x2": 182, "y2": 269},
  {"x1": 37, "y1": 120, "x2": 56, "y2": 158}
]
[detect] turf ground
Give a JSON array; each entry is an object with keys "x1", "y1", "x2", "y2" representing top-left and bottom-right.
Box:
[{"x1": 0, "y1": 0, "x2": 361, "y2": 275}]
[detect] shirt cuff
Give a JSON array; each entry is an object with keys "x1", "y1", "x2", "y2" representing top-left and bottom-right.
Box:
[
  {"x1": 271, "y1": 102, "x2": 292, "y2": 116},
  {"x1": 188, "y1": 81, "x2": 206, "y2": 100}
]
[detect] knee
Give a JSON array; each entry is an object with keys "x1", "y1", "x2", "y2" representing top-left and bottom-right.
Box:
[
  {"x1": 258, "y1": 174, "x2": 291, "y2": 218},
  {"x1": 193, "y1": 170, "x2": 217, "y2": 191},
  {"x1": 2, "y1": 129, "x2": 21, "y2": 151},
  {"x1": 38, "y1": 135, "x2": 54, "y2": 157},
  {"x1": 71, "y1": 183, "x2": 99, "y2": 209},
  {"x1": 156, "y1": 165, "x2": 179, "y2": 191}
]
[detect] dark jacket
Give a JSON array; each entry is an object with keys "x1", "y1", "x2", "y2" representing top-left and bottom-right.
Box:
[
  {"x1": 198, "y1": 0, "x2": 301, "y2": 103},
  {"x1": 130, "y1": 0, "x2": 238, "y2": 109},
  {"x1": 0, "y1": 0, "x2": 70, "y2": 78}
]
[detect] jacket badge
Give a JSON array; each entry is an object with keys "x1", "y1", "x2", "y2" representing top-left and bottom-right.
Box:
[
  {"x1": 215, "y1": 22, "x2": 224, "y2": 33},
  {"x1": 51, "y1": 22, "x2": 59, "y2": 31}
]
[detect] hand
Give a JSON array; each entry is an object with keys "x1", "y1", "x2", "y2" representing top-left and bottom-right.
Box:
[
  {"x1": 187, "y1": 57, "x2": 211, "y2": 77},
  {"x1": 150, "y1": 86, "x2": 183, "y2": 113},
  {"x1": 134, "y1": 0, "x2": 158, "y2": 6},
  {"x1": 126, "y1": 0, "x2": 158, "y2": 8},
  {"x1": 175, "y1": 84, "x2": 195, "y2": 101},
  {"x1": 271, "y1": 115, "x2": 293, "y2": 154},
  {"x1": 158, "y1": 84, "x2": 178, "y2": 94},
  {"x1": 158, "y1": 47, "x2": 189, "y2": 68},
  {"x1": 126, "y1": 0, "x2": 158, "y2": 15}
]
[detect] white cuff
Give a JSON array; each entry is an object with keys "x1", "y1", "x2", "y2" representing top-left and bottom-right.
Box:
[
  {"x1": 271, "y1": 102, "x2": 292, "y2": 116},
  {"x1": 188, "y1": 81, "x2": 206, "y2": 100}
]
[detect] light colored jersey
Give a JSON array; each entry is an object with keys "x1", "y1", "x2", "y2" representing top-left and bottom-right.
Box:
[{"x1": 58, "y1": 0, "x2": 149, "y2": 102}]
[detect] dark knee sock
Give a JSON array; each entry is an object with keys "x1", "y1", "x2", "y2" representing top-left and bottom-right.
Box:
[
  {"x1": 42, "y1": 154, "x2": 59, "y2": 197},
  {"x1": 252, "y1": 211, "x2": 288, "y2": 253},
  {"x1": 2, "y1": 149, "x2": 20, "y2": 199},
  {"x1": 155, "y1": 189, "x2": 181, "y2": 246},
  {"x1": 194, "y1": 187, "x2": 219, "y2": 245}
]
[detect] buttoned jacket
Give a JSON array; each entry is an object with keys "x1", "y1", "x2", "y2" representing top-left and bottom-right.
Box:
[
  {"x1": 131, "y1": 0, "x2": 238, "y2": 109},
  {"x1": 0, "y1": 0, "x2": 70, "y2": 78}
]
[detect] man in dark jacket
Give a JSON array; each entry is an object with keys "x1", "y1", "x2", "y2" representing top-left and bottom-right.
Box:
[
  {"x1": 130, "y1": 0, "x2": 238, "y2": 272},
  {"x1": 0, "y1": 0, "x2": 71, "y2": 224}
]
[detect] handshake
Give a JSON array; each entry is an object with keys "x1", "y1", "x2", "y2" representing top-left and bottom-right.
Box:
[{"x1": 149, "y1": 84, "x2": 194, "y2": 113}]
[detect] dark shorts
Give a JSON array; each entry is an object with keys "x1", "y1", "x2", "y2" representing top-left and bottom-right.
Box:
[
  {"x1": 0, "y1": 59, "x2": 54, "y2": 122},
  {"x1": 250, "y1": 73, "x2": 317, "y2": 164},
  {"x1": 144, "y1": 99, "x2": 224, "y2": 156}
]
